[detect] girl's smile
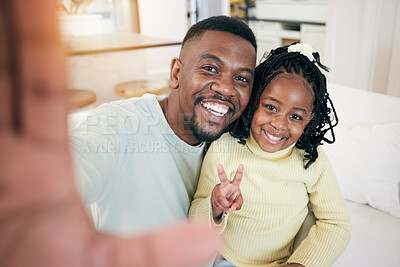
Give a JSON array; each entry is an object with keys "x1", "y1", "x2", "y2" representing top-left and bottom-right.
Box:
[
  {"x1": 250, "y1": 74, "x2": 315, "y2": 153},
  {"x1": 261, "y1": 129, "x2": 286, "y2": 145}
]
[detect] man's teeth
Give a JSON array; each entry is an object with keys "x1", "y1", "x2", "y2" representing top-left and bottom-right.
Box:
[
  {"x1": 202, "y1": 102, "x2": 228, "y2": 117},
  {"x1": 265, "y1": 132, "x2": 284, "y2": 141}
]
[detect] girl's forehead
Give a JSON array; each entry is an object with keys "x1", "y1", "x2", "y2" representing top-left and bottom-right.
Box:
[{"x1": 265, "y1": 73, "x2": 314, "y2": 97}]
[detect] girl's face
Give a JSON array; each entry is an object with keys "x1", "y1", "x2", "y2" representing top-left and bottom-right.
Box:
[{"x1": 250, "y1": 74, "x2": 314, "y2": 153}]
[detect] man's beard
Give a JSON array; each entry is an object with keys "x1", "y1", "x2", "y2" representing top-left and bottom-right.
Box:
[
  {"x1": 188, "y1": 96, "x2": 238, "y2": 143},
  {"x1": 188, "y1": 111, "x2": 228, "y2": 143}
]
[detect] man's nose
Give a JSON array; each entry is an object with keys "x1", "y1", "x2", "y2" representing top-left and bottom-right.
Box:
[{"x1": 210, "y1": 76, "x2": 236, "y2": 97}]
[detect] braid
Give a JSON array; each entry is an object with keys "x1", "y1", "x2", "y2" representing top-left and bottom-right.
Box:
[{"x1": 229, "y1": 43, "x2": 338, "y2": 169}]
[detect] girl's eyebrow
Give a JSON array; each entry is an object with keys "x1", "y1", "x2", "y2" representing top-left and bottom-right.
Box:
[
  {"x1": 293, "y1": 107, "x2": 308, "y2": 114},
  {"x1": 263, "y1": 96, "x2": 308, "y2": 114},
  {"x1": 263, "y1": 96, "x2": 280, "y2": 104}
]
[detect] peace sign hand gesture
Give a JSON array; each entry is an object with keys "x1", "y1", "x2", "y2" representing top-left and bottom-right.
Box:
[{"x1": 211, "y1": 164, "x2": 244, "y2": 223}]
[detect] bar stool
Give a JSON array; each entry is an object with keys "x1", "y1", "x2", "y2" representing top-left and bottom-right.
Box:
[
  {"x1": 68, "y1": 89, "x2": 97, "y2": 110},
  {"x1": 114, "y1": 79, "x2": 169, "y2": 98}
]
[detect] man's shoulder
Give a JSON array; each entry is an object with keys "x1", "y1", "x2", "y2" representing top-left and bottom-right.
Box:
[
  {"x1": 81, "y1": 94, "x2": 163, "y2": 125},
  {"x1": 96, "y1": 94, "x2": 158, "y2": 115},
  {"x1": 70, "y1": 94, "x2": 165, "y2": 136}
]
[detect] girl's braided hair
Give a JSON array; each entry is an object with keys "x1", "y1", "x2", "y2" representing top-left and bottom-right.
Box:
[{"x1": 228, "y1": 43, "x2": 338, "y2": 169}]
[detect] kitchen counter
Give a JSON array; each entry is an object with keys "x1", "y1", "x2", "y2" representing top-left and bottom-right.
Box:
[{"x1": 65, "y1": 32, "x2": 182, "y2": 56}]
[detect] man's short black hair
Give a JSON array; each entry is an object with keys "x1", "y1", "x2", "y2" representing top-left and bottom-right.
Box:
[{"x1": 182, "y1": 15, "x2": 257, "y2": 52}]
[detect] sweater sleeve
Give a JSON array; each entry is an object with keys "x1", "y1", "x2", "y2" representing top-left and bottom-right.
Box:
[
  {"x1": 287, "y1": 148, "x2": 352, "y2": 267},
  {"x1": 69, "y1": 107, "x2": 124, "y2": 205},
  {"x1": 189, "y1": 141, "x2": 229, "y2": 234}
]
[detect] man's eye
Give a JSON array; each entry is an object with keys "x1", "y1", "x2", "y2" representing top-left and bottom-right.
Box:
[
  {"x1": 203, "y1": 66, "x2": 217, "y2": 73},
  {"x1": 236, "y1": 76, "x2": 249, "y2": 83}
]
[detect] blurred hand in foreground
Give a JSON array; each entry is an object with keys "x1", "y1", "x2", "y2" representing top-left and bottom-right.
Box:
[{"x1": 0, "y1": 1, "x2": 219, "y2": 266}]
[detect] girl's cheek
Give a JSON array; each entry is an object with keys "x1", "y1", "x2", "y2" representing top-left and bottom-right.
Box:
[{"x1": 291, "y1": 124, "x2": 308, "y2": 135}]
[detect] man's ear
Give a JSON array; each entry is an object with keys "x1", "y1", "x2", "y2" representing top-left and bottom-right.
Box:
[{"x1": 170, "y1": 57, "x2": 181, "y2": 89}]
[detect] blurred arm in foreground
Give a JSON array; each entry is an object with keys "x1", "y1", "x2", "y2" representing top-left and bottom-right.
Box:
[{"x1": 0, "y1": 1, "x2": 219, "y2": 266}]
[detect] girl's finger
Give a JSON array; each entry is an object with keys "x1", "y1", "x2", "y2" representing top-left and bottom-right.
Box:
[
  {"x1": 216, "y1": 164, "x2": 229, "y2": 186},
  {"x1": 231, "y1": 164, "x2": 244, "y2": 186},
  {"x1": 230, "y1": 195, "x2": 243, "y2": 211}
]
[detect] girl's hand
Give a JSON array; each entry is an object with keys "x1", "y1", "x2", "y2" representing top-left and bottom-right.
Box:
[{"x1": 211, "y1": 164, "x2": 244, "y2": 222}]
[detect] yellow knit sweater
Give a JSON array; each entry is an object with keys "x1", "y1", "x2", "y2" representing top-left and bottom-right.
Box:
[{"x1": 189, "y1": 133, "x2": 351, "y2": 267}]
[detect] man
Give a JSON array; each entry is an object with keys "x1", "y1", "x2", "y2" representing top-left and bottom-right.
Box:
[
  {"x1": 0, "y1": 1, "x2": 228, "y2": 266},
  {"x1": 70, "y1": 16, "x2": 257, "y2": 236}
]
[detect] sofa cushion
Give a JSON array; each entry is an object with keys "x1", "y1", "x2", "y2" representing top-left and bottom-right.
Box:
[
  {"x1": 332, "y1": 200, "x2": 400, "y2": 266},
  {"x1": 323, "y1": 122, "x2": 400, "y2": 217},
  {"x1": 328, "y1": 83, "x2": 400, "y2": 127}
]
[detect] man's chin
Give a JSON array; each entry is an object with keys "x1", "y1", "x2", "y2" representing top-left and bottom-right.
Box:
[
  {"x1": 189, "y1": 111, "x2": 232, "y2": 143},
  {"x1": 190, "y1": 125, "x2": 227, "y2": 143}
]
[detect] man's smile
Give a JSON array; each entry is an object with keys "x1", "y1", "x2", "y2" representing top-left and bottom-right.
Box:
[{"x1": 201, "y1": 101, "x2": 229, "y2": 117}]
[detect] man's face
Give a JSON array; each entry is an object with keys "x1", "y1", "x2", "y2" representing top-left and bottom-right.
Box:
[{"x1": 171, "y1": 30, "x2": 256, "y2": 143}]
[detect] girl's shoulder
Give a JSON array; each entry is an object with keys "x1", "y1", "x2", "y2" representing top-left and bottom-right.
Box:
[
  {"x1": 208, "y1": 133, "x2": 243, "y2": 152},
  {"x1": 293, "y1": 146, "x2": 331, "y2": 174}
]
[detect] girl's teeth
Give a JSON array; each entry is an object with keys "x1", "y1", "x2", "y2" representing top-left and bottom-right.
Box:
[{"x1": 266, "y1": 132, "x2": 283, "y2": 141}]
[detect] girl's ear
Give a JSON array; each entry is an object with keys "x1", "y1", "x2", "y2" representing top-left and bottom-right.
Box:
[{"x1": 169, "y1": 57, "x2": 181, "y2": 89}]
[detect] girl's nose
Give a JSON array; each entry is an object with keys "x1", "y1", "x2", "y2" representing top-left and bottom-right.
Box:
[{"x1": 271, "y1": 114, "x2": 288, "y2": 130}]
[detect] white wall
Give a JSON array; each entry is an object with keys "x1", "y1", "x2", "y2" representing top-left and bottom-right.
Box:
[
  {"x1": 387, "y1": 2, "x2": 400, "y2": 97},
  {"x1": 325, "y1": 0, "x2": 400, "y2": 97},
  {"x1": 137, "y1": 0, "x2": 189, "y2": 41},
  {"x1": 195, "y1": 0, "x2": 230, "y2": 22}
]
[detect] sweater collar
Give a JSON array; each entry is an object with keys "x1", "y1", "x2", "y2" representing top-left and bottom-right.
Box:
[{"x1": 246, "y1": 131, "x2": 295, "y2": 160}]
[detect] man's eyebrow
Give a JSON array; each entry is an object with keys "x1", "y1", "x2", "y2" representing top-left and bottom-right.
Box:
[
  {"x1": 241, "y1": 67, "x2": 254, "y2": 77},
  {"x1": 200, "y1": 54, "x2": 254, "y2": 77},
  {"x1": 200, "y1": 54, "x2": 222, "y2": 63}
]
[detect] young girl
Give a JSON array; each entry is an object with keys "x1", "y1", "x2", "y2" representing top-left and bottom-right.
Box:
[{"x1": 189, "y1": 43, "x2": 351, "y2": 267}]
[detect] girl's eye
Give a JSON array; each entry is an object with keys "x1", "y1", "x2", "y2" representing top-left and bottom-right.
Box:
[
  {"x1": 290, "y1": 114, "x2": 303, "y2": 121},
  {"x1": 265, "y1": 105, "x2": 276, "y2": 111}
]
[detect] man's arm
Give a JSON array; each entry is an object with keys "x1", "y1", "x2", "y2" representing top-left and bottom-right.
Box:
[{"x1": 0, "y1": 1, "x2": 219, "y2": 267}]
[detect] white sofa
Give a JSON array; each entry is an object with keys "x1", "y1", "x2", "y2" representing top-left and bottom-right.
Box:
[
  {"x1": 324, "y1": 84, "x2": 400, "y2": 266},
  {"x1": 68, "y1": 83, "x2": 400, "y2": 266}
]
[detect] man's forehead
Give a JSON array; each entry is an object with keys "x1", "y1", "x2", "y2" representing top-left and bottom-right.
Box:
[
  {"x1": 193, "y1": 30, "x2": 253, "y2": 46},
  {"x1": 180, "y1": 30, "x2": 254, "y2": 58}
]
